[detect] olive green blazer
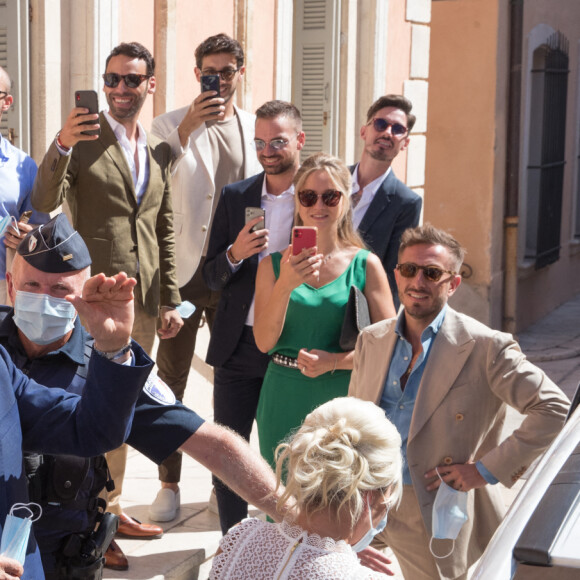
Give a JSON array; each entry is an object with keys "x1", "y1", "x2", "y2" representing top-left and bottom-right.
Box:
[{"x1": 32, "y1": 113, "x2": 180, "y2": 316}]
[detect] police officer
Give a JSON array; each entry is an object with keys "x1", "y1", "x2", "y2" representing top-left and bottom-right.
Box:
[{"x1": 4, "y1": 215, "x2": 280, "y2": 579}]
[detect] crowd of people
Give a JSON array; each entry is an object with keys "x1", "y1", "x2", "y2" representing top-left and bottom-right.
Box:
[{"x1": 0, "y1": 31, "x2": 571, "y2": 580}]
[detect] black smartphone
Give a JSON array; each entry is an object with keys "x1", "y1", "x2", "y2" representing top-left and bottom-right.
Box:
[
  {"x1": 200, "y1": 75, "x2": 220, "y2": 98},
  {"x1": 245, "y1": 207, "x2": 266, "y2": 233},
  {"x1": 75, "y1": 90, "x2": 100, "y2": 136}
]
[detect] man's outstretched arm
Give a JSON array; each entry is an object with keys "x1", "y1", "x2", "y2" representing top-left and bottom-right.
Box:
[{"x1": 180, "y1": 422, "x2": 284, "y2": 521}]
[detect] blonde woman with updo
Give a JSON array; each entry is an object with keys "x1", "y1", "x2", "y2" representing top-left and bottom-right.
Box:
[
  {"x1": 253, "y1": 152, "x2": 396, "y2": 470},
  {"x1": 209, "y1": 397, "x2": 403, "y2": 579}
]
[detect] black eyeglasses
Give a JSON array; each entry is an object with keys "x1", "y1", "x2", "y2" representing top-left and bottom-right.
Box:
[
  {"x1": 370, "y1": 118, "x2": 408, "y2": 137},
  {"x1": 396, "y1": 262, "x2": 457, "y2": 282},
  {"x1": 0, "y1": 91, "x2": 8, "y2": 99},
  {"x1": 102, "y1": 73, "x2": 151, "y2": 89},
  {"x1": 298, "y1": 190, "x2": 342, "y2": 208},
  {"x1": 200, "y1": 68, "x2": 240, "y2": 82}
]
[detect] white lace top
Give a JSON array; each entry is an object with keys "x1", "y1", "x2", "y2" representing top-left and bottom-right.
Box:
[{"x1": 209, "y1": 518, "x2": 390, "y2": 580}]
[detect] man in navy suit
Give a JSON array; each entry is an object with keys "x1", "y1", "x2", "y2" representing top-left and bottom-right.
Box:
[
  {"x1": 203, "y1": 100, "x2": 305, "y2": 533},
  {"x1": 352, "y1": 95, "x2": 422, "y2": 307}
]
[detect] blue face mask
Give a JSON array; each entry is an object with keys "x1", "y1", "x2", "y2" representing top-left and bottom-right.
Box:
[
  {"x1": 0, "y1": 503, "x2": 42, "y2": 565},
  {"x1": 352, "y1": 500, "x2": 388, "y2": 552},
  {"x1": 13, "y1": 290, "x2": 77, "y2": 345},
  {"x1": 0, "y1": 215, "x2": 19, "y2": 237},
  {"x1": 429, "y1": 468, "x2": 468, "y2": 559}
]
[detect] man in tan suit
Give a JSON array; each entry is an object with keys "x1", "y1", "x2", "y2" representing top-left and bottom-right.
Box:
[
  {"x1": 32, "y1": 42, "x2": 183, "y2": 570},
  {"x1": 349, "y1": 224, "x2": 569, "y2": 580}
]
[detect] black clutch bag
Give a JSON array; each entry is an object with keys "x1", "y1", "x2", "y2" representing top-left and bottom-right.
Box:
[{"x1": 339, "y1": 285, "x2": 371, "y2": 351}]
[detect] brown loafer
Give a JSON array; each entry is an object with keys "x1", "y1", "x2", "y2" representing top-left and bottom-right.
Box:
[
  {"x1": 116, "y1": 512, "x2": 163, "y2": 539},
  {"x1": 104, "y1": 539, "x2": 128, "y2": 571}
]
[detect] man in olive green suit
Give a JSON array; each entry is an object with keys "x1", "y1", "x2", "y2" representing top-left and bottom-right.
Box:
[{"x1": 32, "y1": 42, "x2": 183, "y2": 570}]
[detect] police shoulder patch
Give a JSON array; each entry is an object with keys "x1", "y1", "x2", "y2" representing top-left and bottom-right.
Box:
[{"x1": 143, "y1": 373, "x2": 176, "y2": 405}]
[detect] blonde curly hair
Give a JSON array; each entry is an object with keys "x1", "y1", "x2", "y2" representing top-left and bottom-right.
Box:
[{"x1": 275, "y1": 397, "x2": 403, "y2": 527}]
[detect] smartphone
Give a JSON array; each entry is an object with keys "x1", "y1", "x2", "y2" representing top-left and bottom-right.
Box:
[
  {"x1": 245, "y1": 207, "x2": 265, "y2": 233},
  {"x1": 200, "y1": 74, "x2": 220, "y2": 98},
  {"x1": 75, "y1": 90, "x2": 100, "y2": 136},
  {"x1": 292, "y1": 226, "x2": 317, "y2": 256},
  {"x1": 18, "y1": 210, "x2": 32, "y2": 224}
]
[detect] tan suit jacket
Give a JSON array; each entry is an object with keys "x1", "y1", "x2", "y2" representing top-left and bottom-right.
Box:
[
  {"x1": 349, "y1": 307, "x2": 570, "y2": 578},
  {"x1": 32, "y1": 114, "x2": 181, "y2": 316}
]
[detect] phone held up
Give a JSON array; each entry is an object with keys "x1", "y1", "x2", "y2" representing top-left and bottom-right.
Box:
[
  {"x1": 75, "y1": 90, "x2": 100, "y2": 136},
  {"x1": 200, "y1": 75, "x2": 220, "y2": 98},
  {"x1": 292, "y1": 226, "x2": 317, "y2": 256},
  {"x1": 245, "y1": 207, "x2": 266, "y2": 233}
]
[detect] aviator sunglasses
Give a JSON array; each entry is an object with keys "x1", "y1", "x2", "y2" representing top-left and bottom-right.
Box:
[
  {"x1": 396, "y1": 262, "x2": 457, "y2": 282},
  {"x1": 103, "y1": 73, "x2": 152, "y2": 89},
  {"x1": 298, "y1": 189, "x2": 342, "y2": 208},
  {"x1": 200, "y1": 68, "x2": 240, "y2": 82},
  {"x1": 370, "y1": 118, "x2": 408, "y2": 137}
]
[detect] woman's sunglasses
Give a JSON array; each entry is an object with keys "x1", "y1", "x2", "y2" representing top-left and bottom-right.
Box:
[
  {"x1": 298, "y1": 190, "x2": 342, "y2": 207},
  {"x1": 103, "y1": 73, "x2": 151, "y2": 89},
  {"x1": 396, "y1": 262, "x2": 457, "y2": 282}
]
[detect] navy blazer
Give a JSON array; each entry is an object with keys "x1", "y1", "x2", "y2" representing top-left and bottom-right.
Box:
[
  {"x1": 352, "y1": 165, "x2": 422, "y2": 307},
  {"x1": 203, "y1": 173, "x2": 266, "y2": 368}
]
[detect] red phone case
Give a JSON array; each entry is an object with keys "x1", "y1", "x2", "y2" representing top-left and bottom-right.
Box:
[{"x1": 292, "y1": 227, "x2": 317, "y2": 255}]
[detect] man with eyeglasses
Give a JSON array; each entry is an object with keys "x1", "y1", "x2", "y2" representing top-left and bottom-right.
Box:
[
  {"x1": 0, "y1": 66, "x2": 50, "y2": 304},
  {"x1": 352, "y1": 94, "x2": 423, "y2": 308},
  {"x1": 203, "y1": 100, "x2": 305, "y2": 534},
  {"x1": 31, "y1": 41, "x2": 183, "y2": 569},
  {"x1": 349, "y1": 224, "x2": 569, "y2": 580},
  {"x1": 148, "y1": 33, "x2": 261, "y2": 522}
]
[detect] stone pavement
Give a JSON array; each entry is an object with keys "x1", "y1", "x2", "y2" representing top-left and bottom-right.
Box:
[{"x1": 103, "y1": 293, "x2": 580, "y2": 580}]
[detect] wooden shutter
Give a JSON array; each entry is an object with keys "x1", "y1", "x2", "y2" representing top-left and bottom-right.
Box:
[{"x1": 293, "y1": 0, "x2": 340, "y2": 158}]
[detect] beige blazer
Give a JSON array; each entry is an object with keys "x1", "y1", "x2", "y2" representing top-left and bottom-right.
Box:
[
  {"x1": 31, "y1": 114, "x2": 181, "y2": 316},
  {"x1": 151, "y1": 105, "x2": 261, "y2": 287},
  {"x1": 349, "y1": 307, "x2": 570, "y2": 578}
]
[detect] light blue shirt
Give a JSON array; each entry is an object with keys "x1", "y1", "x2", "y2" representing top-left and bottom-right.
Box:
[
  {"x1": 0, "y1": 135, "x2": 50, "y2": 282},
  {"x1": 380, "y1": 305, "x2": 448, "y2": 484},
  {"x1": 380, "y1": 304, "x2": 498, "y2": 486}
]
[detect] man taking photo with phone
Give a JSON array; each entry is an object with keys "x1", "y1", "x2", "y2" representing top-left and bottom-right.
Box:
[
  {"x1": 31, "y1": 41, "x2": 183, "y2": 569},
  {"x1": 203, "y1": 100, "x2": 305, "y2": 534},
  {"x1": 149, "y1": 33, "x2": 261, "y2": 522}
]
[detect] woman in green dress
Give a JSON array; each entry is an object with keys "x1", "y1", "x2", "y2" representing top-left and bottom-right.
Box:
[{"x1": 253, "y1": 152, "x2": 396, "y2": 468}]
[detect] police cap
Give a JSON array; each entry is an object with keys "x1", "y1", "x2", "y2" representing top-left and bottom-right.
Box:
[{"x1": 17, "y1": 213, "x2": 92, "y2": 273}]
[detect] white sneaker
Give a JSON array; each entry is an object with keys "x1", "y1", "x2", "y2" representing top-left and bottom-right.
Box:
[{"x1": 149, "y1": 488, "x2": 180, "y2": 522}]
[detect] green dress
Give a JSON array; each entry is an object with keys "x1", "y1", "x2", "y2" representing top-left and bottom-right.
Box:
[{"x1": 256, "y1": 249, "x2": 370, "y2": 468}]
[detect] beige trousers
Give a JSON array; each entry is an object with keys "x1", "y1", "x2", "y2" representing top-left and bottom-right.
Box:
[{"x1": 105, "y1": 296, "x2": 156, "y2": 515}]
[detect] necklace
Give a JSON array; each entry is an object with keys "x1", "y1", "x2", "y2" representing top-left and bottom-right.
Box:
[{"x1": 322, "y1": 253, "x2": 333, "y2": 266}]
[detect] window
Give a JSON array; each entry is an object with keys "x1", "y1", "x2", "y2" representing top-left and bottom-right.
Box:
[{"x1": 524, "y1": 31, "x2": 569, "y2": 268}]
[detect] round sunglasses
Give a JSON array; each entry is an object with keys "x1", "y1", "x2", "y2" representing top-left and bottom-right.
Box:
[
  {"x1": 396, "y1": 262, "x2": 457, "y2": 282},
  {"x1": 298, "y1": 189, "x2": 342, "y2": 208},
  {"x1": 370, "y1": 118, "x2": 408, "y2": 137},
  {"x1": 103, "y1": 73, "x2": 151, "y2": 89}
]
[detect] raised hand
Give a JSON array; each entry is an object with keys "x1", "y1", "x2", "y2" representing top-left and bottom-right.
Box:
[
  {"x1": 66, "y1": 272, "x2": 136, "y2": 352},
  {"x1": 57, "y1": 107, "x2": 100, "y2": 149}
]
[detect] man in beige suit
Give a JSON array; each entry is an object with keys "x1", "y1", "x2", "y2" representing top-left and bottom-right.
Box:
[
  {"x1": 32, "y1": 42, "x2": 183, "y2": 570},
  {"x1": 349, "y1": 224, "x2": 569, "y2": 580}
]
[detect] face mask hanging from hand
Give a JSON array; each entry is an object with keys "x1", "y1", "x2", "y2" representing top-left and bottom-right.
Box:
[
  {"x1": 429, "y1": 468, "x2": 468, "y2": 559},
  {"x1": 0, "y1": 502, "x2": 42, "y2": 565},
  {"x1": 13, "y1": 291, "x2": 77, "y2": 345}
]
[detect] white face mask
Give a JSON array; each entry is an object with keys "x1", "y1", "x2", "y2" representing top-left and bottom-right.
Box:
[
  {"x1": 13, "y1": 290, "x2": 77, "y2": 345},
  {"x1": 0, "y1": 502, "x2": 42, "y2": 565},
  {"x1": 352, "y1": 497, "x2": 389, "y2": 552},
  {"x1": 429, "y1": 468, "x2": 468, "y2": 559}
]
